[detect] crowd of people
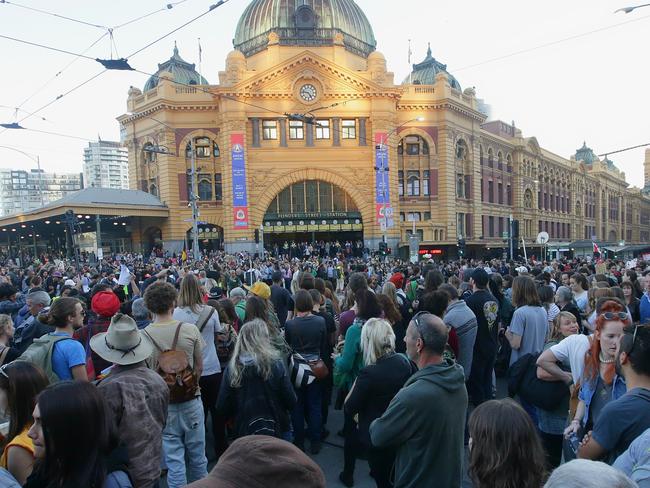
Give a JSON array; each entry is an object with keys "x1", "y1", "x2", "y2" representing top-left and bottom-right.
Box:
[{"x1": 0, "y1": 247, "x2": 647, "y2": 487}]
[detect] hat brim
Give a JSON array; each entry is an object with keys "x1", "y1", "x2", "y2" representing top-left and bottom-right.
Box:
[{"x1": 89, "y1": 331, "x2": 153, "y2": 366}]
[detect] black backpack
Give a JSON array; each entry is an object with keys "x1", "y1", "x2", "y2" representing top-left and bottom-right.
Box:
[{"x1": 507, "y1": 352, "x2": 569, "y2": 410}]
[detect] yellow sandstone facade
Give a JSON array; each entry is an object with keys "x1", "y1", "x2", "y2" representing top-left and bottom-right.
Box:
[{"x1": 118, "y1": 0, "x2": 650, "y2": 258}]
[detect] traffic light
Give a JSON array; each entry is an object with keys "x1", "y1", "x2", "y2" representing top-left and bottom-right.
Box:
[
  {"x1": 379, "y1": 241, "x2": 388, "y2": 255},
  {"x1": 457, "y1": 238, "x2": 466, "y2": 257}
]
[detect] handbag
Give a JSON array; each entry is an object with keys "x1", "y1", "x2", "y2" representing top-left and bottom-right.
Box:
[{"x1": 307, "y1": 358, "x2": 329, "y2": 380}]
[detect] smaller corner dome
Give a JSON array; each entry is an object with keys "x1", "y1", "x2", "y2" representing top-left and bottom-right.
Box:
[
  {"x1": 575, "y1": 141, "x2": 596, "y2": 165},
  {"x1": 403, "y1": 43, "x2": 461, "y2": 90},
  {"x1": 144, "y1": 43, "x2": 209, "y2": 91}
]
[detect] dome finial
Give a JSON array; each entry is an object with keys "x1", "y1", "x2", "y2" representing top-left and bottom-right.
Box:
[
  {"x1": 427, "y1": 42, "x2": 432, "y2": 58},
  {"x1": 173, "y1": 41, "x2": 179, "y2": 57}
]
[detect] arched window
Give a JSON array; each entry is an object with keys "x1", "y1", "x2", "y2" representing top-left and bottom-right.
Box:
[
  {"x1": 479, "y1": 145, "x2": 484, "y2": 165},
  {"x1": 198, "y1": 177, "x2": 212, "y2": 201},
  {"x1": 487, "y1": 148, "x2": 494, "y2": 167},
  {"x1": 455, "y1": 139, "x2": 468, "y2": 161},
  {"x1": 576, "y1": 201, "x2": 582, "y2": 217},
  {"x1": 185, "y1": 137, "x2": 221, "y2": 159},
  {"x1": 407, "y1": 171, "x2": 420, "y2": 196},
  {"x1": 524, "y1": 189, "x2": 533, "y2": 209},
  {"x1": 497, "y1": 151, "x2": 503, "y2": 170},
  {"x1": 506, "y1": 154, "x2": 512, "y2": 173}
]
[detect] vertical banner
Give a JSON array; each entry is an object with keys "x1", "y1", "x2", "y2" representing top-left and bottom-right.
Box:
[
  {"x1": 374, "y1": 132, "x2": 394, "y2": 228},
  {"x1": 231, "y1": 133, "x2": 249, "y2": 229}
]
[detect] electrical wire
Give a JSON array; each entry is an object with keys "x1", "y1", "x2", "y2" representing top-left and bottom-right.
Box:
[
  {"x1": 0, "y1": 0, "x2": 108, "y2": 30},
  {"x1": 452, "y1": 13, "x2": 650, "y2": 73},
  {"x1": 598, "y1": 143, "x2": 650, "y2": 157},
  {"x1": 0, "y1": 34, "x2": 97, "y2": 61},
  {"x1": 112, "y1": 0, "x2": 190, "y2": 30},
  {"x1": 127, "y1": 0, "x2": 230, "y2": 59},
  {"x1": 16, "y1": 127, "x2": 92, "y2": 142}
]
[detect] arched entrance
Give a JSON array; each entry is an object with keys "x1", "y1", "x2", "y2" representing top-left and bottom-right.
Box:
[
  {"x1": 143, "y1": 226, "x2": 163, "y2": 256},
  {"x1": 263, "y1": 180, "x2": 364, "y2": 257},
  {"x1": 187, "y1": 224, "x2": 224, "y2": 252}
]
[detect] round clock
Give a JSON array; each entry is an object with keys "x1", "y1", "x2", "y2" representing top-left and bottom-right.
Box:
[{"x1": 299, "y1": 83, "x2": 317, "y2": 102}]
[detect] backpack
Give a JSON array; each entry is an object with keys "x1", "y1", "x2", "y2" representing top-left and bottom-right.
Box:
[
  {"x1": 507, "y1": 352, "x2": 569, "y2": 410},
  {"x1": 144, "y1": 323, "x2": 198, "y2": 404},
  {"x1": 18, "y1": 334, "x2": 71, "y2": 384},
  {"x1": 216, "y1": 323, "x2": 237, "y2": 363}
]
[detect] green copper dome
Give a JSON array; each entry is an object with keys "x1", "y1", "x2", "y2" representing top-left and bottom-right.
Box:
[
  {"x1": 575, "y1": 142, "x2": 596, "y2": 165},
  {"x1": 233, "y1": 0, "x2": 377, "y2": 58},
  {"x1": 403, "y1": 44, "x2": 461, "y2": 90},
  {"x1": 144, "y1": 43, "x2": 209, "y2": 92}
]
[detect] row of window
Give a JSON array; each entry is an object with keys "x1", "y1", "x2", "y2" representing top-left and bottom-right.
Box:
[
  {"x1": 262, "y1": 119, "x2": 357, "y2": 141},
  {"x1": 480, "y1": 179, "x2": 512, "y2": 206},
  {"x1": 399, "y1": 211, "x2": 432, "y2": 222}
]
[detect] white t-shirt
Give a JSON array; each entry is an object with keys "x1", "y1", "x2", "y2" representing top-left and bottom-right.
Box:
[
  {"x1": 549, "y1": 333, "x2": 591, "y2": 385},
  {"x1": 173, "y1": 305, "x2": 222, "y2": 376}
]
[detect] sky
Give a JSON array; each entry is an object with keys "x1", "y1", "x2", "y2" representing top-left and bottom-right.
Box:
[{"x1": 0, "y1": 0, "x2": 648, "y2": 187}]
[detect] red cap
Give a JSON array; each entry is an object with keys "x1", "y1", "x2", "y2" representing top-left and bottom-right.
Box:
[
  {"x1": 389, "y1": 272, "x2": 404, "y2": 289},
  {"x1": 91, "y1": 291, "x2": 121, "y2": 318}
]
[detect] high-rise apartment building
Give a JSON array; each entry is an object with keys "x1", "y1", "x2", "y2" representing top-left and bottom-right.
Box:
[
  {"x1": 0, "y1": 169, "x2": 83, "y2": 216},
  {"x1": 83, "y1": 141, "x2": 129, "y2": 190}
]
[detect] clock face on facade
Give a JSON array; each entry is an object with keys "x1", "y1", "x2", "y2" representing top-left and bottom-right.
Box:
[{"x1": 299, "y1": 83, "x2": 317, "y2": 102}]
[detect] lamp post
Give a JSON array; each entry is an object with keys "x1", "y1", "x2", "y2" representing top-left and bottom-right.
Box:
[
  {"x1": 0, "y1": 145, "x2": 45, "y2": 207},
  {"x1": 377, "y1": 116, "x2": 424, "y2": 248}
]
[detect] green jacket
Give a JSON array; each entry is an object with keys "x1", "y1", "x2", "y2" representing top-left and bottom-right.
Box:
[
  {"x1": 334, "y1": 318, "x2": 364, "y2": 390},
  {"x1": 235, "y1": 301, "x2": 246, "y2": 323},
  {"x1": 369, "y1": 359, "x2": 468, "y2": 488}
]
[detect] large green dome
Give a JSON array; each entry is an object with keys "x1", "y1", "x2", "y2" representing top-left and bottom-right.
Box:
[{"x1": 233, "y1": 0, "x2": 377, "y2": 58}]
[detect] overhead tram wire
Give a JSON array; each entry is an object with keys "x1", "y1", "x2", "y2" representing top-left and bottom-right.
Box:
[
  {"x1": 127, "y1": 0, "x2": 230, "y2": 59},
  {"x1": 0, "y1": 0, "x2": 108, "y2": 30},
  {"x1": 11, "y1": 1, "x2": 193, "y2": 113},
  {"x1": 452, "y1": 13, "x2": 650, "y2": 73},
  {"x1": 0, "y1": 1, "x2": 224, "y2": 132}
]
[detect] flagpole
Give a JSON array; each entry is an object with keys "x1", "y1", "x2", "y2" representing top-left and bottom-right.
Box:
[
  {"x1": 198, "y1": 37, "x2": 203, "y2": 83},
  {"x1": 408, "y1": 39, "x2": 412, "y2": 85}
]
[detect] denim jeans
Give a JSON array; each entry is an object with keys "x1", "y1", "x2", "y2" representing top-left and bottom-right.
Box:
[
  {"x1": 292, "y1": 381, "x2": 322, "y2": 444},
  {"x1": 163, "y1": 397, "x2": 208, "y2": 488}
]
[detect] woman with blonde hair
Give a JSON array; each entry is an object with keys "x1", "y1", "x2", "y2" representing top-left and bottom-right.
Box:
[
  {"x1": 173, "y1": 273, "x2": 225, "y2": 455},
  {"x1": 216, "y1": 319, "x2": 296, "y2": 439},
  {"x1": 344, "y1": 318, "x2": 416, "y2": 488}
]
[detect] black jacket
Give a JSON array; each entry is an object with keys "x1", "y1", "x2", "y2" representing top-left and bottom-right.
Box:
[
  {"x1": 345, "y1": 353, "x2": 417, "y2": 447},
  {"x1": 217, "y1": 359, "x2": 296, "y2": 438},
  {"x1": 285, "y1": 314, "x2": 327, "y2": 360}
]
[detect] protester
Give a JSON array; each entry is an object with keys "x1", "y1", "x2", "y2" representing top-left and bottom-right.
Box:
[
  {"x1": 173, "y1": 273, "x2": 225, "y2": 457},
  {"x1": 570, "y1": 273, "x2": 590, "y2": 313},
  {"x1": 11, "y1": 292, "x2": 52, "y2": 355},
  {"x1": 20, "y1": 297, "x2": 87, "y2": 382},
  {"x1": 544, "y1": 459, "x2": 637, "y2": 488},
  {"x1": 91, "y1": 313, "x2": 169, "y2": 488},
  {"x1": 537, "y1": 311, "x2": 580, "y2": 468},
  {"x1": 130, "y1": 298, "x2": 151, "y2": 329},
  {"x1": 440, "y1": 283, "x2": 477, "y2": 379},
  {"x1": 554, "y1": 286, "x2": 582, "y2": 328},
  {"x1": 622, "y1": 281, "x2": 641, "y2": 324},
  {"x1": 229, "y1": 287, "x2": 247, "y2": 323},
  {"x1": 578, "y1": 323, "x2": 650, "y2": 464},
  {"x1": 185, "y1": 436, "x2": 326, "y2": 488},
  {"x1": 0, "y1": 315, "x2": 20, "y2": 365},
  {"x1": 334, "y1": 288, "x2": 382, "y2": 484},
  {"x1": 614, "y1": 427, "x2": 650, "y2": 485},
  {"x1": 370, "y1": 312, "x2": 468, "y2": 488},
  {"x1": 24, "y1": 381, "x2": 132, "y2": 488},
  {"x1": 0, "y1": 361, "x2": 48, "y2": 485},
  {"x1": 468, "y1": 398, "x2": 547, "y2": 488},
  {"x1": 270, "y1": 270, "x2": 294, "y2": 327},
  {"x1": 344, "y1": 318, "x2": 416, "y2": 488},
  {"x1": 143, "y1": 281, "x2": 207, "y2": 488},
  {"x1": 284, "y1": 290, "x2": 327, "y2": 453},
  {"x1": 465, "y1": 268, "x2": 500, "y2": 405},
  {"x1": 216, "y1": 318, "x2": 296, "y2": 439},
  {"x1": 74, "y1": 289, "x2": 122, "y2": 377},
  {"x1": 560, "y1": 300, "x2": 629, "y2": 461}
]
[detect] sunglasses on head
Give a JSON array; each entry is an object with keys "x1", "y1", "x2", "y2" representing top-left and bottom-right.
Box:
[
  {"x1": 599, "y1": 311, "x2": 628, "y2": 321},
  {"x1": 411, "y1": 311, "x2": 433, "y2": 346}
]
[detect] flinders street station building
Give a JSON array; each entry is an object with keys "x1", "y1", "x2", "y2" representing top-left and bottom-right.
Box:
[{"x1": 3, "y1": 0, "x2": 649, "y2": 260}]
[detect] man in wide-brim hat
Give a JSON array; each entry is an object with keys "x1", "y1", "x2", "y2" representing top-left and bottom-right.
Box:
[{"x1": 91, "y1": 313, "x2": 169, "y2": 488}]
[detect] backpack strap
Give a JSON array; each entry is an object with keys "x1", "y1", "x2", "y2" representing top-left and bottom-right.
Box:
[
  {"x1": 143, "y1": 329, "x2": 165, "y2": 353},
  {"x1": 196, "y1": 306, "x2": 215, "y2": 333},
  {"x1": 171, "y1": 322, "x2": 183, "y2": 351}
]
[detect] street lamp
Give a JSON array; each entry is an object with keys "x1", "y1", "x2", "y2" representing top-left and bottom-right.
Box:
[
  {"x1": 615, "y1": 3, "x2": 650, "y2": 13},
  {"x1": 128, "y1": 112, "x2": 200, "y2": 258},
  {"x1": 0, "y1": 145, "x2": 45, "y2": 207},
  {"x1": 377, "y1": 116, "x2": 425, "y2": 248}
]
